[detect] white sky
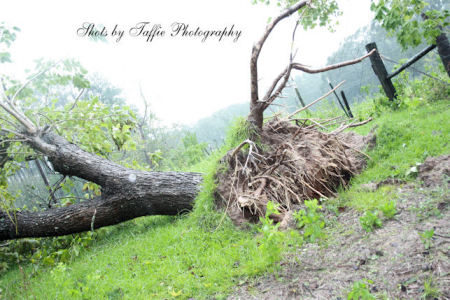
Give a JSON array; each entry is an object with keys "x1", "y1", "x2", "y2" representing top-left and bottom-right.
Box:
[{"x1": 1, "y1": 0, "x2": 373, "y2": 125}]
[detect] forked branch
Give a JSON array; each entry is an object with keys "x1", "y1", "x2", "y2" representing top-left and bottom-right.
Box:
[
  {"x1": 250, "y1": 1, "x2": 309, "y2": 105},
  {"x1": 248, "y1": 0, "x2": 376, "y2": 130},
  {"x1": 261, "y1": 50, "x2": 375, "y2": 110}
]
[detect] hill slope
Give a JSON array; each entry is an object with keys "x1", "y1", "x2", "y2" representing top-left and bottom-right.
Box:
[{"x1": 1, "y1": 81, "x2": 449, "y2": 299}]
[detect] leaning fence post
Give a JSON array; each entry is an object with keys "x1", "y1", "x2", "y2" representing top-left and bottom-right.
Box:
[
  {"x1": 366, "y1": 42, "x2": 397, "y2": 101},
  {"x1": 291, "y1": 78, "x2": 310, "y2": 115},
  {"x1": 328, "y1": 79, "x2": 349, "y2": 118},
  {"x1": 294, "y1": 87, "x2": 306, "y2": 108},
  {"x1": 340, "y1": 91, "x2": 353, "y2": 118}
]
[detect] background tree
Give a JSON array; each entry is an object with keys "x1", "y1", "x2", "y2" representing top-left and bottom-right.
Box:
[{"x1": 371, "y1": 0, "x2": 450, "y2": 75}]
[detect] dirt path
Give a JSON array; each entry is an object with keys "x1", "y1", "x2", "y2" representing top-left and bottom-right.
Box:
[{"x1": 230, "y1": 181, "x2": 449, "y2": 299}]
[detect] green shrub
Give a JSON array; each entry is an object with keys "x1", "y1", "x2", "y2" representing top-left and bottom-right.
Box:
[
  {"x1": 380, "y1": 200, "x2": 396, "y2": 219},
  {"x1": 419, "y1": 229, "x2": 434, "y2": 250},
  {"x1": 347, "y1": 279, "x2": 376, "y2": 300},
  {"x1": 293, "y1": 199, "x2": 326, "y2": 242},
  {"x1": 359, "y1": 211, "x2": 382, "y2": 232}
]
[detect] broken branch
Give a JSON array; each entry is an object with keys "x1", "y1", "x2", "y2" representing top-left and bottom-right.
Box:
[{"x1": 287, "y1": 80, "x2": 345, "y2": 119}]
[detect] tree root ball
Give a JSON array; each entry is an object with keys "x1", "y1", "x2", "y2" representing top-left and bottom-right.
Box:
[{"x1": 214, "y1": 119, "x2": 376, "y2": 226}]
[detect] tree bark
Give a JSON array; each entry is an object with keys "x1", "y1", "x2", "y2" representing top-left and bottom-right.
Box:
[
  {"x1": 0, "y1": 131, "x2": 202, "y2": 241},
  {"x1": 249, "y1": 1, "x2": 308, "y2": 130}
]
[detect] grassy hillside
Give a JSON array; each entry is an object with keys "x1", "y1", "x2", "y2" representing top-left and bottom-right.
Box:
[{"x1": 1, "y1": 74, "x2": 449, "y2": 299}]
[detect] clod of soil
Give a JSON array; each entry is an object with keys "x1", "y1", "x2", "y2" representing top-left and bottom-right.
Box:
[
  {"x1": 215, "y1": 119, "x2": 374, "y2": 225},
  {"x1": 418, "y1": 154, "x2": 450, "y2": 188}
]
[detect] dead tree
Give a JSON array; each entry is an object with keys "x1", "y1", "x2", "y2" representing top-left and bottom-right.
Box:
[{"x1": 248, "y1": 0, "x2": 375, "y2": 130}]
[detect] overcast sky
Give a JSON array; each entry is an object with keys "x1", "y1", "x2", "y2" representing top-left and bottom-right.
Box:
[{"x1": 1, "y1": 0, "x2": 373, "y2": 125}]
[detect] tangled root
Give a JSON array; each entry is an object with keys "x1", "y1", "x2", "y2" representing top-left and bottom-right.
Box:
[{"x1": 215, "y1": 117, "x2": 375, "y2": 225}]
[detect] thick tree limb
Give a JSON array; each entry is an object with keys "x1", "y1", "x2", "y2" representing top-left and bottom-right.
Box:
[
  {"x1": 0, "y1": 169, "x2": 201, "y2": 240},
  {"x1": 0, "y1": 130, "x2": 202, "y2": 240},
  {"x1": 0, "y1": 96, "x2": 203, "y2": 240}
]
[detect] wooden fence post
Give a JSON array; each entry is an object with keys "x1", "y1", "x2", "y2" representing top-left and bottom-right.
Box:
[
  {"x1": 294, "y1": 87, "x2": 306, "y2": 108},
  {"x1": 366, "y1": 42, "x2": 397, "y2": 101},
  {"x1": 436, "y1": 32, "x2": 450, "y2": 77},
  {"x1": 340, "y1": 91, "x2": 353, "y2": 118},
  {"x1": 421, "y1": 13, "x2": 450, "y2": 77},
  {"x1": 328, "y1": 80, "x2": 349, "y2": 118}
]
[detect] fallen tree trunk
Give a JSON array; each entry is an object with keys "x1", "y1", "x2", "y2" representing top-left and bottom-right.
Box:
[{"x1": 0, "y1": 131, "x2": 202, "y2": 241}]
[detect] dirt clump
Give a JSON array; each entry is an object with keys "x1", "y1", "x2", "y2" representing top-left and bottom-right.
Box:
[
  {"x1": 215, "y1": 118, "x2": 374, "y2": 225},
  {"x1": 360, "y1": 178, "x2": 405, "y2": 192},
  {"x1": 418, "y1": 154, "x2": 450, "y2": 188}
]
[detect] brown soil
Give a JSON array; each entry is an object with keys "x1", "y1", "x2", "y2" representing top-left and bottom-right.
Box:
[
  {"x1": 229, "y1": 156, "x2": 450, "y2": 299},
  {"x1": 215, "y1": 119, "x2": 375, "y2": 226},
  {"x1": 418, "y1": 154, "x2": 450, "y2": 188}
]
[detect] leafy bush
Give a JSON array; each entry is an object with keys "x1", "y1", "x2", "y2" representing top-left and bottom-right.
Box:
[
  {"x1": 380, "y1": 200, "x2": 396, "y2": 219},
  {"x1": 419, "y1": 229, "x2": 434, "y2": 250},
  {"x1": 369, "y1": 63, "x2": 449, "y2": 116},
  {"x1": 359, "y1": 211, "x2": 382, "y2": 232},
  {"x1": 293, "y1": 199, "x2": 326, "y2": 242},
  {"x1": 0, "y1": 228, "x2": 109, "y2": 274},
  {"x1": 258, "y1": 201, "x2": 285, "y2": 264},
  {"x1": 347, "y1": 279, "x2": 376, "y2": 300}
]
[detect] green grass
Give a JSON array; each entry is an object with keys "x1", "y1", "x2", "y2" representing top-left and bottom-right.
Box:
[
  {"x1": 0, "y1": 167, "x2": 293, "y2": 299},
  {"x1": 0, "y1": 118, "x2": 301, "y2": 300},
  {"x1": 1, "y1": 77, "x2": 449, "y2": 299},
  {"x1": 356, "y1": 102, "x2": 448, "y2": 182},
  {"x1": 337, "y1": 100, "x2": 449, "y2": 212}
]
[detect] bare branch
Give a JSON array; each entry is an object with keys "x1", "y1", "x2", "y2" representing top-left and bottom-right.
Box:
[
  {"x1": 11, "y1": 61, "x2": 59, "y2": 104},
  {"x1": 260, "y1": 11, "x2": 306, "y2": 111},
  {"x1": 260, "y1": 65, "x2": 290, "y2": 103},
  {"x1": 0, "y1": 78, "x2": 11, "y2": 101},
  {"x1": 287, "y1": 80, "x2": 345, "y2": 119},
  {"x1": 0, "y1": 127, "x2": 26, "y2": 139},
  {"x1": 249, "y1": 4, "x2": 373, "y2": 126},
  {"x1": 0, "y1": 116, "x2": 21, "y2": 131},
  {"x1": 0, "y1": 102, "x2": 37, "y2": 134},
  {"x1": 0, "y1": 80, "x2": 38, "y2": 134},
  {"x1": 330, "y1": 117, "x2": 373, "y2": 135},
  {"x1": 263, "y1": 65, "x2": 293, "y2": 110},
  {"x1": 291, "y1": 49, "x2": 376, "y2": 74},
  {"x1": 250, "y1": 1, "x2": 308, "y2": 105},
  {"x1": 69, "y1": 88, "x2": 85, "y2": 111}
]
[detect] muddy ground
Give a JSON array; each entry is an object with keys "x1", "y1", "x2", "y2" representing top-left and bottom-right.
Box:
[{"x1": 229, "y1": 155, "x2": 449, "y2": 299}]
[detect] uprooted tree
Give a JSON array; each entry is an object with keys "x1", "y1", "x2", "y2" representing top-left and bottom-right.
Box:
[
  {"x1": 0, "y1": 1, "x2": 377, "y2": 240},
  {"x1": 0, "y1": 100, "x2": 203, "y2": 240},
  {"x1": 216, "y1": 0, "x2": 377, "y2": 225}
]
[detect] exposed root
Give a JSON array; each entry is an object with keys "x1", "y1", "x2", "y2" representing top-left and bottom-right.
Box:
[{"x1": 215, "y1": 117, "x2": 374, "y2": 225}]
